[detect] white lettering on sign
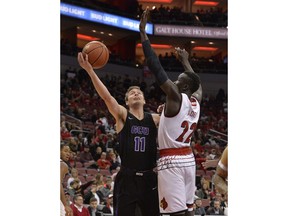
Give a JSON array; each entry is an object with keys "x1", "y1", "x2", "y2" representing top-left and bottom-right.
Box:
[
  {"x1": 91, "y1": 12, "x2": 102, "y2": 20},
  {"x1": 154, "y1": 25, "x2": 227, "y2": 39},
  {"x1": 103, "y1": 16, "x2": 118, "y2": 24}
]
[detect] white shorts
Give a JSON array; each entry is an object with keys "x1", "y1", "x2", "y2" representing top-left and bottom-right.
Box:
[{"x1": 157, "y1": 154, "x2": 196, "y2": 214}]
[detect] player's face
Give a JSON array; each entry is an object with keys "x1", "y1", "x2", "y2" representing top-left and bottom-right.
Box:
[
  {"x1": 126, "y1": 88, "x2": 145, "y2": 106},
  {"x1": 174, "y1": 73, "x2": 188, "y2": 92},
  {"x1": 61, "y1": 146, "x2": 71, "y2": 161}
]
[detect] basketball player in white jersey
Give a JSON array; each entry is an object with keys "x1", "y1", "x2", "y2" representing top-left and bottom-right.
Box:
[{"x1": 140, "y1": 8, "x2": 202, "y2": 216}]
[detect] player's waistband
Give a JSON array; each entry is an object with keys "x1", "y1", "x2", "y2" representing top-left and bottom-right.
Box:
[
  {"x1": 159, "y1": 146, "x2": 193, "y2": 157},
  {"x1": 120, "y1": 166, "x2": 156, "y2": 177}
]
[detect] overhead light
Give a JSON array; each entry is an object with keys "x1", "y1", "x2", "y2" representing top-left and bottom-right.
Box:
[
  {"x1": 137, "y1": 43, "x2": 172, "y2": 49},
  {"x1": 193, "y1": 1, "x2": 219, "y2": 6},
  {"x1": 192, "y1": 46, "x2": 218, "y2": 51},
  {"x1": 191, "y1": 41, "x2": 196, "y2": 44},
  {"x1": 77, "y1": 34, "x2": 100, "y2": 41},
  {"x1": 208, "y1": 42, "x2": 214, "y2": 45},
  {"x1": 108, "y1": 33, "x2": 113, "y2": 36}
]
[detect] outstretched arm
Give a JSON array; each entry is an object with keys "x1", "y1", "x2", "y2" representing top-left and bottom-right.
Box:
[
  {"x1": 139, "y1": 8, "x2": 181, "y2": 116},
  {"x1": 175, "y1": 47, "x2": 202, "y2": 103},
  {"x1": 77, "y1": 53, "x2": 126, "y2": 131}
]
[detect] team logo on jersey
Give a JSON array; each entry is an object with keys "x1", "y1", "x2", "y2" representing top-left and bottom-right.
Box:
[{"x1": 160, "y1": 197, "x2": 168, "y2": 210}]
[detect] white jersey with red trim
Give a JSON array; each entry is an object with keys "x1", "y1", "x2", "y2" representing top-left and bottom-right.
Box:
[{"x1": 158, "y1": 93, "x2": 200, "y2": 150}]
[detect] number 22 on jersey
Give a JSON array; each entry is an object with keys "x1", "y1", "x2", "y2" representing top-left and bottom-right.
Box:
[{"x1": 175, "y1": 121, "x2": 197, "y2": 143}]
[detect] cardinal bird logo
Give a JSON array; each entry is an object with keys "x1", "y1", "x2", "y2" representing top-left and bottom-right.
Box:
[{"x1": 160, "y1": 197, "x2": 168, "y2": 210}]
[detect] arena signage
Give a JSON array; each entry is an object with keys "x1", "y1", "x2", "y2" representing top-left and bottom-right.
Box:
[
  {"x1": 60, "y1": 3, "x2": 153, "y2": 34},
  {"x1": 154, "y1": 24, "x2": 227, "y2": 39}
]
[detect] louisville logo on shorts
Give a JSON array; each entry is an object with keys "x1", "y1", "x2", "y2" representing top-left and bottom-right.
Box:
[{"x1": 160, "y1": 197, "x2": 168, "y2": 210}]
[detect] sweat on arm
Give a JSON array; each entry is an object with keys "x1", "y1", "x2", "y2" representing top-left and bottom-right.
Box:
[{"x1": 142, "y1": 40, "x2": 168, "y2": 85}]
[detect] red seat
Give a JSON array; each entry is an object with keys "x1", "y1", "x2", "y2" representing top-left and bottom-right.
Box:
[
  {"x1": 99, "y1": 169, "x2": 111, "y2": 177},
  {"x1": 78, "y1": 175, "x2": 86, "y2": 183},
  {"x1": 86, "y1": 175, "x2": 95, "y2": 182},
  {"x1": 75, "y1": 161, "x2": 84, "y2": 168},
  {"x1": 86, "y1": 169, "x2": 98, "y2": 176},
  {"x1": 77, "y1": 168, "x2": 87, "y2": 175}
]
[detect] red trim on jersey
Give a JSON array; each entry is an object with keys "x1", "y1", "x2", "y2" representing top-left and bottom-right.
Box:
[{"x1": 159, "y1": 147, "x2": 192, "y2": 157}]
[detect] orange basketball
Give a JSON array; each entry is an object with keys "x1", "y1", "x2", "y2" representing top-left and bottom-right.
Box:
[{"x1": 82, "y1": 41, "x2": 109, "y2": 69}]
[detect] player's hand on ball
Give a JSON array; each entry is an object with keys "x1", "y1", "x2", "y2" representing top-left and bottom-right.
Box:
[{"x1": 78, "y1": 52, "x2": 93, "y2": 72}]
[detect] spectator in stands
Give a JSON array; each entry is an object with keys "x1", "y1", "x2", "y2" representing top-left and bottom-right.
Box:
[
  {"x1": 195, "y1": 181, "x2": 211, "y2": 199},
  {"x1": 98, "y1": 176, "x2": 113, "y2": 203},
  {"x1": 65, "y1": 191, "x2": 72, "y2": 205},
  {"x1": 95, "y1": 173, "x2": 104, "y2": 185},
  {"x1": 102, "y1": 194, "x2": 114, "y2": 214},
  {"x1": 79, "y1": 145, "x2": 98, "y2": 169},
  {"x1": 84, "y1": 181, "x2": 103, "y2": 205},
  {"x1": 109, "y1": 152, "x2": 120, "y2": 172},
  {"x1": 69, "y1": 137, "x2": 80, "y2": 153},
  {"x1": 206, "y1": 200, "x2": 224, "y2": 215},
  {"x1": 87, "y1": 197, "x2": 102, "y2": 216},
  {"x1": 61, "y1": 125, "x2": 71, "y2": 139},
  {"x1": 67, "y1": 168, "x2": 82, "y2": 189},
  {"x1": 97, "y1": 152, "x2": 112, "y2": 170},
  {"x1": 70, "y1": 194, "x2": 90, "y2": 216},
  {"x1": 194, "y1": 198, "x2": 206, "y2": 215},
  {"x1": 89, "y1": 143, "x2": 102, "y2": 162},
  {"x1": 68, "y1": 179, "x2": 81, "y2": 197}
]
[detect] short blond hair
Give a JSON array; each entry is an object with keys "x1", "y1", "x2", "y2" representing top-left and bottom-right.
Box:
[{"x1": 124, "y1": 86, "x2": 143, "y2": 102}]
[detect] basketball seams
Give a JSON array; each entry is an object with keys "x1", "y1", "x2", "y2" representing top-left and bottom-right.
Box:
[
  {"x1": 91, "y1": 47, "x2": 104, "y2": 67},
  {"x1": 82, "y1": 41, "x2": 109, "y2": 69}
]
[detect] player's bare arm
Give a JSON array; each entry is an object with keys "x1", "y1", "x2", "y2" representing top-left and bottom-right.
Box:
[
  {"x1": 212, "y1": 146, "x2": 228, "y2": 194},
  {"x1": 175, "y1": 47, "x2": 202, "y2": 103},
  {"x1": 140, "y1": 8, "x2": 181, "y2": 116},
  {"x1": 77, "y1": 52, "x2": 127, "y2": 132}
]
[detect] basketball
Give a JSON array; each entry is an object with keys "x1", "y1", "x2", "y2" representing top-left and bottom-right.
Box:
[{"x1": 82, "y1": 41, "x2": 109, "y2": 69}]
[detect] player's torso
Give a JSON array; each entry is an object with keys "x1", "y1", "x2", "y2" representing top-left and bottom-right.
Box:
[
  {"x1": 118, "y1": 112, "x2": 157, "y2": 170},
  {"x1": 158, "y1": 94, "x2": 200, "y2": 149}
]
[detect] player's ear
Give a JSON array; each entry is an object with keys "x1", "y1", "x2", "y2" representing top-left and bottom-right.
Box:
[{"x1": 182, "y1": 84, "x2": 189, "y2": 92}]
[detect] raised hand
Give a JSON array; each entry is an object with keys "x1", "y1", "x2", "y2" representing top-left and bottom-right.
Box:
[
  {"x1": 175, "y1": 47, "x2": 189, "y2": 63},
  {"x1": 139, "y1": 8, "x2": 149, "y2": 33}
]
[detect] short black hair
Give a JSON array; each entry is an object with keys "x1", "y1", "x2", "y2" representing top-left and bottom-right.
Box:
[{"x1": 183, "y1": 71, "x2": 200, "y2": 93}]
